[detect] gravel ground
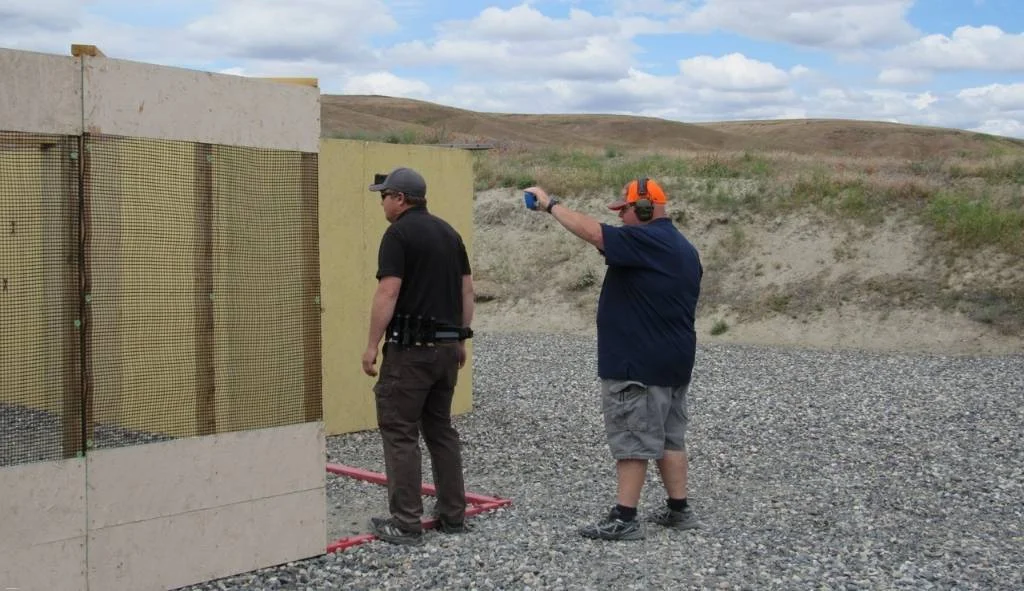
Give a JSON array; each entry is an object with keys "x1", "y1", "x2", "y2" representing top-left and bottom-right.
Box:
[
  {"x1": 0, "y1": 404, "x2": 173, "y2": 466},
  {"x1": 176, "y1": 332, "x2": 1016, "y2": 589}
]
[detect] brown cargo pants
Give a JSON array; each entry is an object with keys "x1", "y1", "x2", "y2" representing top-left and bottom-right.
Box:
[{"x1": 373, "y1": 342, "x2": 466, "y2": 533}]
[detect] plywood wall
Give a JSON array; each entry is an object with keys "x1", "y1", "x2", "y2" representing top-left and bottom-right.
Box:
[{"x1": 319, "y1": 139, "x2": 475, "y2": 435}]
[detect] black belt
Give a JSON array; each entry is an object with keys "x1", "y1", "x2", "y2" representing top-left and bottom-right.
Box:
[{"x1": 385, "y1": 314, "x2": 473, "y2": 346}]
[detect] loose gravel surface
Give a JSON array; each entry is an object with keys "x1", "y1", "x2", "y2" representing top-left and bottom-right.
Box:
[
  {"x1": 176, "y1": 331, "x2": 1022, "y2": 590},
  {"x1": 1, "y1": 404, "x2": 173, "y2": 467}
]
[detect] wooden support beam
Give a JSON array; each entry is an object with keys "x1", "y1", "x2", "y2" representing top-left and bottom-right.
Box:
[
  {"x1": 194, "y1": 144, "x2": 217, "y2": 436},
  {"x1": 301, "y1": 152, "x2": 323, "y2": 423},
  {"x1": 51, "y1": 139, "x2": 85, "y2": 459},
  {"x1": 260, "y1": 77, "x2": 320, "y2": 88},
  {"x1": 78, "y1": 134, "x2": 95, "y2": 450},
  {"x1": 71, "y1": 44, "x2": 106, "y2": 58}
]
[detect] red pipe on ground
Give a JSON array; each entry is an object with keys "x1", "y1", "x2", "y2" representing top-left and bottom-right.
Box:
[
  {"x1": 324, "y1": 463, "x2": 512, "y2": 553},
  {"x1": 325, "y1": 462, "x2": 507, "y2": 505}
]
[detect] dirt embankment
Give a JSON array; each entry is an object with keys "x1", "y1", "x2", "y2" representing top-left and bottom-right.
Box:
[
  {"x1": 471, "y1": 189, "x2": 1024, "y2": 356},
  {"x1": 319, "y1": 95, "x2": 1023, "y2": 355}
]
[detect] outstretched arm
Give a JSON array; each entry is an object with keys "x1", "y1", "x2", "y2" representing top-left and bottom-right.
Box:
[{"x1": 524, "y1": 186, "x2": 604, "y2": 250}]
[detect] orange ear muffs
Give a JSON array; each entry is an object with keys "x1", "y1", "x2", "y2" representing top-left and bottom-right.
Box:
[{"x1": 634, "y1": 177, "x2": 654, "y2": 222}]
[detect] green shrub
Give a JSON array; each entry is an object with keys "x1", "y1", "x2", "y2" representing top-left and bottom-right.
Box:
[{"x1": 925, "y1": 192, "x2": 1024, "y2": 254}]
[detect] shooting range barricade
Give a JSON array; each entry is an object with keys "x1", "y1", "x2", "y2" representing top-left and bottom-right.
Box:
[{"x1": 325, "y1": 463, "x2": 513, "y2": 552}]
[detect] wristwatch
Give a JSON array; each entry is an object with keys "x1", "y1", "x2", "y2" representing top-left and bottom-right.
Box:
[{"x1": 545, "y1": 197, "x2": 560, "y2": 213}]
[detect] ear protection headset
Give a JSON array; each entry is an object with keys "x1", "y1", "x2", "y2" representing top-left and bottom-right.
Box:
[{"x1": 633, "y1": 177, "x2": 654, "y2": 222}]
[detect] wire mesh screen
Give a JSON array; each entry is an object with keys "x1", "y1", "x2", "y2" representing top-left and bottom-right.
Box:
[
  {"x1": 0, "y1": 132, "x2": 82, "y2": 468},
  {"x1": 85, "y1": 134, "x2": 321, "y2": 450},
  {"x1": 1, "y1": 131, "x2": 320, "y2": 463}
]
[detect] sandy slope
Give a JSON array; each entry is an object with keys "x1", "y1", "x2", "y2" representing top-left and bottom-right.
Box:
[{"x1": 471, "y1": 189, "x2": 1023, "y2": 356}]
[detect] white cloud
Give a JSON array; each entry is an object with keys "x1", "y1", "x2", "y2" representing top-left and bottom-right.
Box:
[
  {"x1": 388, "y1": 37, "x2": 636, "y2": 81},
  {"x1": 910, "y1": 91, "x2": 938, "y2": 110},
  {"x1": 0, "y1": 4, "x2": 213, "y2": 67},
  {"x1": 433, "y1": 65, "x2": 801, "y2": 123},
  {"x1": 438, "y1": 69, "x2": 678, "y2": 115},
  {"x1": 684, "y1": 0, "x2": 919, "y2": 49},
  {"x1": 886, "y1": 25, "x2": 1024, "y2": 71},
  {"x1": 185, "y1": 0, "x2": 395, "y2": 62},
  {"x1": 342, "y1": 71, "x2": 430, "y2": 97},
  {"x1": 678, "y1": 53, "x2": 793, "y2": 91},
  {"x1": 790, "y1": 65, "x2": 811, "y2": 78},
  {"x1": 799, "y1": 87, "x2": 951, "y2": 127},
  {"x1": 214, "y1": 59, "x2": 349, "y2": 81},
  {"x1": 611, "y1": 0, "x2": 691, "y2": 16},
  {"x1": 957, "y1": 83, "x2": 1024, "y2": 111},
  {"x1": 372, "y1": 36, "x2": 1024, "y2": 138},
  {"x1": 877, "y1": 67, "x2": 931, "y2": 85},
  {"x1": 970, "y1": 119, "x2": 1024, "y2": 138},
  {"x1": 455, "y1": 5, "x2": 620, "y2": 41},
  {"x1": 0, "y1": 0, "x2": 83, "y2": 33},
  {"x1": 388, "y1": 39, "x2": 504, "y2": 68},
  {"x1": 0, "y1": 1, "x2": 95, "y2": 54},
  {"x1": 387, "y1": 6, "x2": 638, "y2": 81}
]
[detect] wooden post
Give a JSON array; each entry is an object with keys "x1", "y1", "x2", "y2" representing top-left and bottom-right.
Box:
[
  {"x1": 259, "y1": 78, "x2": 319, "y2": 88},
  {"x1": 301, "y1": 152, "x2": 322, "y2": 422},
  {"x1": 195, "y1": 144, "x2": 216, "y2": 435},
  {"x1": 70, "y1": 45, "x2": 106, "y2": 58},
  {"x1": 49, "y1": 137, "x2": 84, "y2": 459},
  {"x1": 78, "y1": 134, "x2": 94, "y2": 449}
]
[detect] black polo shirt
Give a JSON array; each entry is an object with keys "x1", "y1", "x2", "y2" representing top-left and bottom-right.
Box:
[{"x1": 376, "y1": 206, "x2": 471, "y2": 327}]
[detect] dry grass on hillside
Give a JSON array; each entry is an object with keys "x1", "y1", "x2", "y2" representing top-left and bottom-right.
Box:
[
  {"x1": 472, "y1": 147, "x2": 1024, "y2": 258},
  {"x1": 321, "y1": 94, "x2": 1024, "y2": 350},
  {"x1": 321, "y1": 95, "x2": 1024, "y2": 160},
  {"x1": 469, "y1": 147, "x2": 1024, "y2": 341}
]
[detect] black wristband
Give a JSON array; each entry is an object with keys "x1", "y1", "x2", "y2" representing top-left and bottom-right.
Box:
[{"x1": 546, "y1": 198, "x2": 560, "y2": 213}]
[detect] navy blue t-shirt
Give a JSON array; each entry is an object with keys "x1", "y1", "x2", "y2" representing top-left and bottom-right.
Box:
[{"x1": 596, "y1": 218, "x2": 703, "y2": 387}]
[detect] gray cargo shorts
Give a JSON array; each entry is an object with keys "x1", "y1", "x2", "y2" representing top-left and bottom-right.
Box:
[{"x1": 601, "y1": 379, "x2": 690, "y2": 460}]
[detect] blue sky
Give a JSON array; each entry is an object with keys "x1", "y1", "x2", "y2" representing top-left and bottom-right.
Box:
[{"x1": 2, "y1": 0, "x2": 1022, "y2": 137}]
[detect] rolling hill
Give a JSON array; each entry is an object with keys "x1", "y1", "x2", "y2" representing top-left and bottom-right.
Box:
[
  {"x1": 321, "y1": 94, "x2": 1024, "y2": 355},
  {"x1": 321, "y1": 94, "x2": 1024, "y2": 160}
]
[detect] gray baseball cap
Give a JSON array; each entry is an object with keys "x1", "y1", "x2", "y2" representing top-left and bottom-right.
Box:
[{"x1": 368, "y1": 167, "x2": 427, "y2": 198}]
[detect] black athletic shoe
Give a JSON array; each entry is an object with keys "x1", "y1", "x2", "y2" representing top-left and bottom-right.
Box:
[
  {"x1": 437, "y1": 517, "x2": 474, "y2": 534},
  {"x1": 645, "y1": 505, "x2": 701, "y2": 530},
  {"x1": 578, "y1": 508, "x2": 645, "y2": 541}
]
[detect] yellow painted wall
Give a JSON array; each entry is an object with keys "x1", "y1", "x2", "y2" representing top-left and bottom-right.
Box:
[{"x1": 318, "y1": 139, "x2": 475, "y2": 435}]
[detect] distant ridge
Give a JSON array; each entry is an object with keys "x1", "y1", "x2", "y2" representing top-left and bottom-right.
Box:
[{"x1": 320, "y1": 94, "x2": 1024, "y2": 160}]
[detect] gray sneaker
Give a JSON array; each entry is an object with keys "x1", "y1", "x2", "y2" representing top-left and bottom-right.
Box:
[
  {"x1": 579, "y1": 508, "x2": 645, "y2": 541},
  {"x1": 369, "y1": 517, "x2": 425, "y2": 546},
  {"x1": 645, "y1": 505, "x2": 701, "y2": 530}
]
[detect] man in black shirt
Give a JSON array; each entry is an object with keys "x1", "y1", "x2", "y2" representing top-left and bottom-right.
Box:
[{"x1": 362, "y1": 166, "x2": 475, "y2": 545}]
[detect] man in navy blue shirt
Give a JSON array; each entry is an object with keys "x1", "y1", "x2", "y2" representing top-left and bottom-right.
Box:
[{"x1": 524, "y1": 178, "x2": 703, "y2": 540}]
